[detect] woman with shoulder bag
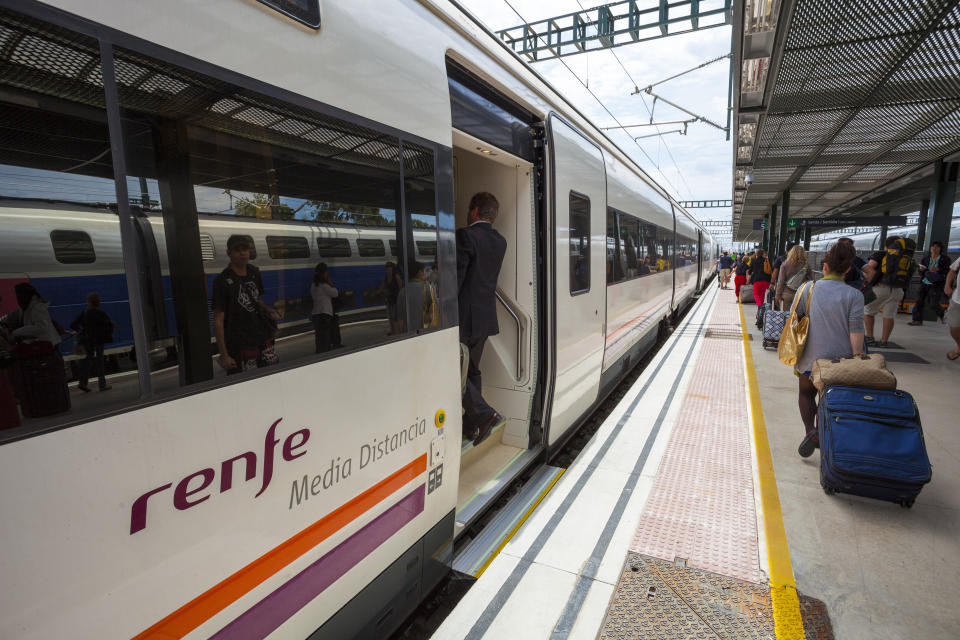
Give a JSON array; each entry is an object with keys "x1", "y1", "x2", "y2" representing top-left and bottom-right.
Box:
[
  {"x1": 790, "y1": 242, "x2": 865, "y2": 458},
  {"x1": 775, "y1": 245, "x2": 810, "y2": 311}
]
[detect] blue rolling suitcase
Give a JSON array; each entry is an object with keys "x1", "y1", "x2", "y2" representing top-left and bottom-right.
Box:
[{"x1": 818, "y1": 386, "x2": 931, "y2": 508}]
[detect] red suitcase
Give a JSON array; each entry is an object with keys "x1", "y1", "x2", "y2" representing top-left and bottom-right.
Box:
[{"x1": 12, "y1": 341, "x2": 70, "y2": 418}]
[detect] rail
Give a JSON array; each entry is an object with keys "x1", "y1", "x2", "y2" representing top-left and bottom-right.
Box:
[{"x1": 495, "y1": 290, "x2": 524, "y2": 380}]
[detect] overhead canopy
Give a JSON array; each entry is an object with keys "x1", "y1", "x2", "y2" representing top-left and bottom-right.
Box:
[{"x1": 731, "y1": 0, "x2": 960, "y2": 241}]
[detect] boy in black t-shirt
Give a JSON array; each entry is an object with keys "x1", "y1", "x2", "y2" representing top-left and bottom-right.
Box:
[{"x1": 212, "y1": 235, "x2": 282, "y2": 374}]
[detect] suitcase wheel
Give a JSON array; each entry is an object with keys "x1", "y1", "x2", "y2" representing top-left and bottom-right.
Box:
[
  {"x1": 900, "y1": 499, "x2": 914, "y2": 509},
  {"x1": 823, "y1": 486, "x2": 836, "y2": 496}
]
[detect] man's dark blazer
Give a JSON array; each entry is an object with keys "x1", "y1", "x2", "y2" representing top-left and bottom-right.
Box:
[{"x1": 456, "y1": 221, "x2": 507, "y2": 340}]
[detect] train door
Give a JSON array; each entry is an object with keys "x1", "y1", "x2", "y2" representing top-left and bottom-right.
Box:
[{"x1": 546, "y1": 115, "x2": 606, "y2": 447}]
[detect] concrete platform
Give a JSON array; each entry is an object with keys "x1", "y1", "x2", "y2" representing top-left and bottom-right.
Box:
[{"x1": 747, "y1": 295, "x2": 960, "y2": 640}]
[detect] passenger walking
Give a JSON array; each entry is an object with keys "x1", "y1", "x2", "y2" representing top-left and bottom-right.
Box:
[
  {"x1": 770, "y1": 241, "x2": 796, "y2": 291},
  {"x1": 908, "y1": 241, "x2": 950, "y2": 326},
  {"x1": 792, "y1": 242, "x2": 865, "y2": 457},
  {"x1": 944, "y1": 257, "x2": 960, "y2": 361},
  {"x1": 458, "y1": 192, "x2": 507, "y2": 445},
  {"x1": 310, "y1": 263, "x2": 339, "y2": 353},
  {"x1": 774, "y1": 245, "x2": 810, "y2": 311},
  {"x1": 70, "y1": 293, "x2": 113, "y2": 392},
  {"x1": 746, "y1": 248, "x2": 773, "y2": 305},
  {"x1": 212, "y1": 235, "x2": 283, "y2": 374},
  {"x1": 734, "y1": 255, "x2": 749, "y2": 300},
  {"x1": 718, "y1": 251, "x2": 734, "y2": 289},
  {"x1": 862, "y1": 236, "x2": 915, "y2": 347}
]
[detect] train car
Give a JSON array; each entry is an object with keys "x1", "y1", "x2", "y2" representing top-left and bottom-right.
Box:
[
  {"x1": 0, "y1": 1, "x2": 715, "y2": 639},
  {"x1": 808, "y1": 218, "x2": 960, "y2": 262}
]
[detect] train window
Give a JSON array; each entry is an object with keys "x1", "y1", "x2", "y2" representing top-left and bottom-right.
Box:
[
  {"x1": 569, "y1": 192, "x2": 590, "y2": 294},
  {"x1": 200, "y1": 234, "x2": 216, "y2": 261},
  {"x1": 618, "y1": 215, "x2": 641, "y2": 279},
  {"x1": 416, "y1": 241, "x2": 437, "y2": 257},
  {"x1": 50, "y1": 230, "x2": 96, "y2": 264},
  {"x1": 316, "y1": 238, "x2": 351, "y2": 258},
  {"x1": 109, "y1": 42, "x2": 425, "y2": 395},
  {"x1": 606, "y1": 208, "x2": 624, "y2": 284},
  {"x1": 0, "y1": 9, "x2": 144, "y2": 437},
  {"x1": 357, "y1": 239, "x2": 385, "y2": 257},
  {"x1": 266, "y1": 236, "x2": 310, "y2": 259}
]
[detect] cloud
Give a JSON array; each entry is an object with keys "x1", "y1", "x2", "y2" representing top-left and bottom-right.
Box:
[{"x1": 458, "y1": 0, "x2": 733, "y2": 223}]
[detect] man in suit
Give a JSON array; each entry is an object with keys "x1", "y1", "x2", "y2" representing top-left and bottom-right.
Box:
[{"x1": 458, "y1": 192, "x2": 508, "y2": 444}]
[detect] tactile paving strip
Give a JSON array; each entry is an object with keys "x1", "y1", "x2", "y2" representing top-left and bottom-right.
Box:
[
  {"x1": 630, "y1": 297, "x2": 764, "y2": 584},
  {"x1": 599, "y1": 553, "x2": 834, "y2": 640}
]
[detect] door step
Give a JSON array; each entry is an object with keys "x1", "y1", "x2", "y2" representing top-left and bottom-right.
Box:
[{"x1": 453, "y1": 464, "x2": 564, "y2": 577}]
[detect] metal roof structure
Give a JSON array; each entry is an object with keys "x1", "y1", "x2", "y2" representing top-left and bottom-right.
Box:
[{"x1": 731, "y1": 0, "x2": 960, "y2": 241}]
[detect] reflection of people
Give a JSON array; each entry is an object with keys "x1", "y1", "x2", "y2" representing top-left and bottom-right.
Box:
[
  {"x1": 377, "y1": 262, "x2": 403, "y2": 335},
  {"x1": 10, "y1": 283, "x2": 61, "y2": 347},
  {"x1": 396, "y1": 261, "x2": 432, "y2": 332},
  {"x1": 310, "y1": 263, "x2": 339, "y2": 353},
  {"x1": 457, "y1": 192, "x2": 507, "y2": 445},
  {"x1": 639, "y1": 256, "x2": 652, "y2": 276},
  {"x1": 794, "y1": 243, "x2": 864, "y2": 457},
  {"x1": 70, "y1": 293, "x2": 113, "y2": 392},
  {"x1": 212, "y1": 235, "x2": 282, "y2": 374}
]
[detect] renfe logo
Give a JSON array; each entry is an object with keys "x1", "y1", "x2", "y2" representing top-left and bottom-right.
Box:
[{"x1": 130, "y1": 419, "x2": 309, "y2": 534}]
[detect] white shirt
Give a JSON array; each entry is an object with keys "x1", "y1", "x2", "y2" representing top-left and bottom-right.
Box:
[
  {"x1": 951, "y1": 257, "x2": 960, "y2": 305},
  {"x1": 310, "y1": 283, "x2": 338, "y2": 316}
]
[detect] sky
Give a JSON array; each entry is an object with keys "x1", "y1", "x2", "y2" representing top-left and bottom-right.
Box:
[{"x1": 456, "y1": 0, "x2": 734, "y2": 242}]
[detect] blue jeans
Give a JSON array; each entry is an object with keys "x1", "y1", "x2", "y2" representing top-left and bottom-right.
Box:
[{"x1": 78, "y1": 342, "x2": 106, "y2": 389}]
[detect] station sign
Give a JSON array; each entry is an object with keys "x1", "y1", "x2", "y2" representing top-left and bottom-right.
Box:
[
  {"x1": 797, "y1": 216, "x2": 908, "y2": 228},
  {"x1": 751, "y1": 218, "x2": 767, "y2": 230}
]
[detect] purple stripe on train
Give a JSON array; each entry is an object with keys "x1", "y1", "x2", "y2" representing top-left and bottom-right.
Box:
[{"x1": 211, "y1": 484, "x2": 426, "y2": 640}]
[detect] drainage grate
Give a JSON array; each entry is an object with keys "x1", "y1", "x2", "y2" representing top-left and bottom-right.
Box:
[{"x1": 599, "y1": 553, "x2": 834, "y2": 640}]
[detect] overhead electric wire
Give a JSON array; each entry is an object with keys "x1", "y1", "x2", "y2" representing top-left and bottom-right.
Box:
[
  {"x1": 500, "y1": 0, "x2": 686, "y2": 199},
  {"x1": 572, "y1": 0, "x2": 694, "y2": 199}
]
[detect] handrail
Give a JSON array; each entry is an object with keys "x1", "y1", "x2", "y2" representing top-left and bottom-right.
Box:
[{"x1": 495, "y1": 290, "x2": 524, "y2": 380}]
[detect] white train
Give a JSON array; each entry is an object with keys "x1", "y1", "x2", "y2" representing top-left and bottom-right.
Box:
[
  {"x1": 0, "y1": 2, "x2": 715, "y2": 639},
  {"x1": 807, "y1": 218, "x2": 960, "y2": 262}
]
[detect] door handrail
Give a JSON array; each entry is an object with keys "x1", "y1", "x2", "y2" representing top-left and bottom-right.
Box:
[{"x1": 495, "y1": 290, "x2": 524, "y2": 380}]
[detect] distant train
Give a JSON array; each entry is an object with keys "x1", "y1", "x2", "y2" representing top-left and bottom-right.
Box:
[
  {"x1": 0, "y1": 201, "x2": 439, "y2": 355},
  {"x1": 808, "y1": 217, "x2": 960, "y2": 262}
]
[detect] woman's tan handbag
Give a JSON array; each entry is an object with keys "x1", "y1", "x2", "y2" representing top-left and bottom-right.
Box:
[
  {"x1": 810, "y1": 354, "x2": 896, "y2": 392},
  {"x1": 422, "y1": 282, "x2": 442, "y2": 329},
  {"x1": 778, "y1": 281, "x2": 814, "y2": 367}
]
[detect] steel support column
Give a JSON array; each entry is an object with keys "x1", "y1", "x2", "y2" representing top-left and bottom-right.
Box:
[
  {"x1": 767, "y1": 202, "x2": 778, "y2": 256},
  {"x1": 802, "y1": 225, "x2": 812, "y2": 251},
  {"x1": 926, "y1": 160, "x2": 958, "y2": 249},
  {"x1": 777, "y1": 188, "x2": 790, "y2": 257},
  {"x1": 761, "y1": 214, "x2": 769, "y2": 250},
  {"x1": 916, "y1": 198, "x2": 931, "y2": 252},
  {"x1": 878, "y1": 210, "x2": 890, "y2": 248}
]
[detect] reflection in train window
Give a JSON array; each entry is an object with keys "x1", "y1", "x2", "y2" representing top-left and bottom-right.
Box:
[
  {"x1": 109, "y1": 42, "x2": 434, "y2": 392},
  {"x1": 200, "y1": 234, "x2": 216, "y2": 261},
  {"x1": 390, "y1": 239, "x2": 398, "y2": 256},
  {"x1": 569, "y1": 192, "x2": 590, "y2": 294},
  {"x1": 226, "y1": 235, "x2": 258, "y2": 260},
  {"x1": 316, "y1": 238, "x2": 351, "y2": 258},
  {"x1": 50, "y1": 230, "x2": 96, "y2": 264},
  {"x1": 266, "y1": 236, "x2": 310, "y2": 259},
  {"x1": 606, "y1": 208, "x2": 624, "y2": 284},
  {"x1": 0, "y1": 9, "x2": 140, "y2": 434},
  {"x1": 416, "y1": 241, "x2": 437, "y2": 257},
  {"x1": 357, "y1": 239, "x2": 385, "y2": 257}
]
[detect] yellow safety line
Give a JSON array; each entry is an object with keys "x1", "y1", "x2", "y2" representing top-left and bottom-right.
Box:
[
  {"x1": 738, "y1": 303, "x2": 805, "y2": 639},
  {"x1": 474, "y1": 469, "x2": 566, "y2": 578}
]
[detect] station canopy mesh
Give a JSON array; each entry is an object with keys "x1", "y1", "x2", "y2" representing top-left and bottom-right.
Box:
[{"x1": 734, "y1": 0, "x2": 960, "y2": 239}]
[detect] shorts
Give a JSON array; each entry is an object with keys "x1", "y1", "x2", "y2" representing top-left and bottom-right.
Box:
[
  {"x1": 720, "y1": 268, "x2": 731, "y2": 280},
  {"x1": 864, "y1": 283, "x2": 904, "y2": 319},
  {"x1": 947, "y1": 300, "x2": 960, "y2": 328}
]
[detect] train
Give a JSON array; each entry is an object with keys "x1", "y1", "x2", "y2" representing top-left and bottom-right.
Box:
[
  {"x1": 0, "y1": 1, "x2": 716, "y2": 639},
  {"x1": 807, "y1": 217, "x2": 960, "y2": 262}
]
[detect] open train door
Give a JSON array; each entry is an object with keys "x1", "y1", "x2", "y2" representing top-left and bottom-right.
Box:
[{"x1": 545, "y1": 114, "x2": 606, "y2": 448}]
